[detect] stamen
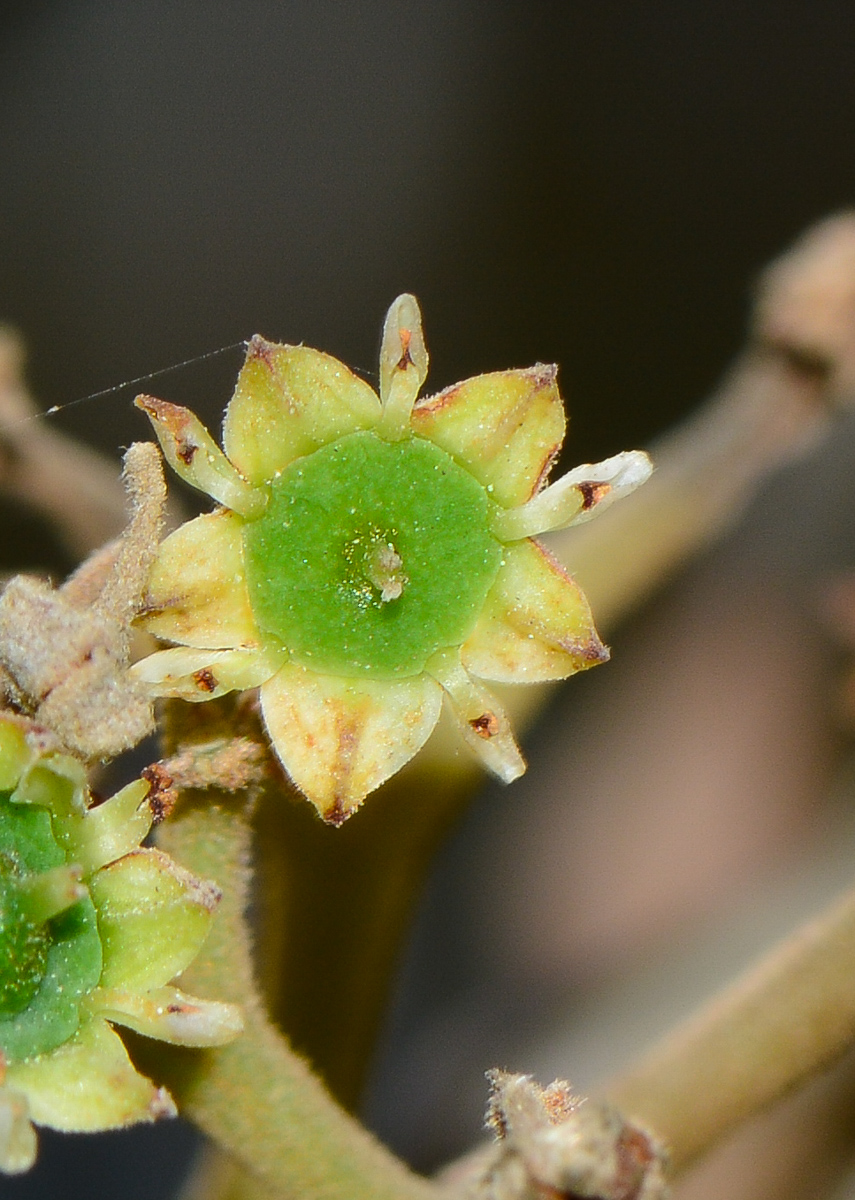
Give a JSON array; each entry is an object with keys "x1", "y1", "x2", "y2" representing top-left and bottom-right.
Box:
[
  {"x1": 492, "y1": 450, "x2": 653, "y2": 541},
  {"x1": 130, "y1": 645, "x2": 288, "y2": 701},
  {"x1": 135, "y1": 395, "x2": 268, "y2": 519},
  {"x1": 87, "y1": 985, "x2": 244, "y2": 1046},
  {"x1": 426, "y1": 647, "x2": 525, "y2": 783},
  {"x1": 377, "y1": 294, "x2": 429, "y2": 439}
]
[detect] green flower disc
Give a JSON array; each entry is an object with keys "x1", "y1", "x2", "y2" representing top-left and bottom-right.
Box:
[
  {"x1": 0, "y1": 856, "x2": 48, "y2": 1017},
  {"x1": 243, "y1": 430, "x2": 503, "y2": 678},
  {"x1": 0, "y1": 793, "x2": 101, "y2": 1062}
]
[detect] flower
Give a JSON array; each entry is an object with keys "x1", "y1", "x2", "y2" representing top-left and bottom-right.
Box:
[
  {"x1": 0, "y1": 714, "x2": 242, "y2": 1174},
  {"x1": 132, "y1": 295, "x2": 651, "y2": 824}
]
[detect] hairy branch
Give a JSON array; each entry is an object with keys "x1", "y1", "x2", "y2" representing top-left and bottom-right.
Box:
[{"x1": 606, "y1": 877, "x2": 855, "y2": 1172}]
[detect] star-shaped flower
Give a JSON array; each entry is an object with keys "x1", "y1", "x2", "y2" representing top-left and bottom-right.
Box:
[
  {"x1": 132, "y1": 296, "x2": 651, "y2": 824},
  {"x1": 0, "y1": 715, "x2": 242, "y2": 1174}
]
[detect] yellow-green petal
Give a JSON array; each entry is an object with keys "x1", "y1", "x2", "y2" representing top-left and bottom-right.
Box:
[
  {"x1": 411, "y1": 365, "x2": 565, "y2": 507},
  {"x1": 6, "y1": 1019, "x2": 175, "y2": 1131},
  {"x1": 0, "y1": 722, "x2": 33, "y2": 792},
  {"x1": 140, "y1": 509, "x2": 260, "y2": 649},
  {"x1": 461, "y1": 539, "x2": 609, "y2": 683},
  {"x1": 59, "y1": 779, "x2": 153, "y2": 877},
  {"x1": 222, "y1": 338, "x2": 381, "y2": 485},
  {"x1": 260, "y1": 662, "x2": 442, "y2": 824},
  {"x1": 91, "y1": 848, "x2": 220, "y2": 992}
]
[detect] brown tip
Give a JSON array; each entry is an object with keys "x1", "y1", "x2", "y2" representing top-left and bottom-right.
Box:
[
  {"x1": 323, "y1": 794, "x2": 361, "y2": 827},
  {"x1": 141, "y1": 762, "x2": 177, "y2": 824},
  {"x1": 135, "y1": 396, "x2": 198, "y2": 455},
  {"x1": 246, "y1": 334, "x2": 282, "y2": 366},
  {"x1": 134, "y1": 393, "x2": 173, "y2": 417},
  {"x1": 528, "y1": 362, "x2": 559, "y2": 391}
]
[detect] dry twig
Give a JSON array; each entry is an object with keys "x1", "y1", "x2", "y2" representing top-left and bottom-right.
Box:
[{"x1": 0, "y1": 442, "x2": 166, "y2": 757}]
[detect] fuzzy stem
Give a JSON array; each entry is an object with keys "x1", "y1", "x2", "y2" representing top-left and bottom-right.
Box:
[
  {"x1": 547, "y1": 348, "x2": 828, "y2": 634},
  {"x1": 160, "y1": 216, "x2": 855, "y2": 1195},
  {"x1": 501, "y1": 223, "x2": 855, "y2": 739},
  {"x1": 257, "y1": 749, "x2": 482, "y2": 1110},
  {"x1": 605, "y1": 879, "x2": 855, "y2": 1173},
  {"x1": 0, "y1": 327, "x2": 132, "y2": 559},
  {"x1": 154, "y1": 789, "x2": 439, "y2": 1200}
]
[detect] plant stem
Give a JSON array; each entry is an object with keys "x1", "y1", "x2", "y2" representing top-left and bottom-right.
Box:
[
  {"x1": 0, "y1": 326, "x2": 133, "y2": 559},
  {"x1": 155, "y1": 786, "x2": 439, "y2": 1200},
  {"x1": 155, "y1": 215, "x2": 855, "y2": 1196},
  {"x1": 605, "y1": 878, "x2": 855, "y2": 1172},
  {"x1": 257, "y1": 749, "x2": 481, "y2": 1109},
  {"x1": 545, "y1": 214, "x2": 855, "y2": 644},
  {"x1": 242, "y1": 214, "x2": 855, "y2": 1115}
]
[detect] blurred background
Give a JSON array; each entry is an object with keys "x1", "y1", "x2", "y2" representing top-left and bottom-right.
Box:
[{"x1": 4, "y1": 2, "x2": 855, "y2": 1197}]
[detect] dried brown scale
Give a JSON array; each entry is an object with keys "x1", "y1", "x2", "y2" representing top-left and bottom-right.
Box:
[
  {"x1": 609, "y1": 1127, "x2": 657, "y2": 1200},
  {"x1": 140, "y1": 761, "x2": 177, "y2": 823}
]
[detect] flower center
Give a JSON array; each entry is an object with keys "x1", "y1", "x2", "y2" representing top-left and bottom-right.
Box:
[
  {"x1": 0, "y1": 793, "x2": 101, "y2": 1061},
  {"x1": 0, "y1": 855, "x2": 49, "y2": 1017},
  {"x1": 243, "y1": 430, "x2": 503, "y2": 678}
]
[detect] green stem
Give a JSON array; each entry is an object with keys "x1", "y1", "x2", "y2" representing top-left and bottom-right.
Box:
[
  {"x1": 258, "y1": 750, "x2": 481, "y2": 1109},
  {"x1": 155, "y1": 789, "x2": 438, "y2": 1200},
  {"x1": 606, "y1": 879, "x2": 855, "y2": 1172}
]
